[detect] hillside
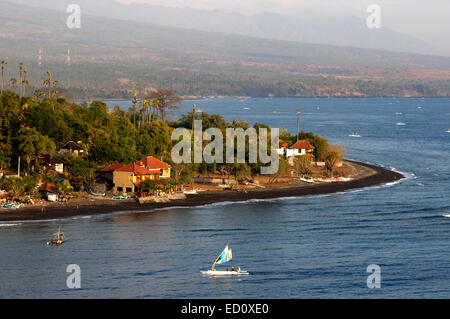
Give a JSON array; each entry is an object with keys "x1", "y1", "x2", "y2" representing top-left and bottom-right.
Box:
[{"x1": 1, "y1": 0, "x2": 450, "y2": 99}]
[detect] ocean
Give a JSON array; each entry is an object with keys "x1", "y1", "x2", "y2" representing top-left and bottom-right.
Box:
[{"x1": 0, "y1": 97, "x2": 449, "y2": 298}]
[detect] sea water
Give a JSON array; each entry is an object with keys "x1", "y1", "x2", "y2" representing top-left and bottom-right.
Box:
[{"x1": 0, "y1": 97, "x2": 449, "y2": 298}]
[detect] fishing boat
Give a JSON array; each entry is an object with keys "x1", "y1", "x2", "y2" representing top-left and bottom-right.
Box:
[
  {"x1": 47, "y1": 227, "x2": 66, "y2": 245},
  {"x1": 300, "y1": 177, "x2": 314, "y2": 183},
  {"x1": 396, "y1": 122, "x2": 406, "y2": 126},
  {"x1": 201, "y1": 244, "x2": 249, "y2": 276},
  {"x1": 446, "y1": 129, "x2": 450, "y2": 133},
  {"x1": 348, "y1": 133, "x2": 361, "y2": 138}
]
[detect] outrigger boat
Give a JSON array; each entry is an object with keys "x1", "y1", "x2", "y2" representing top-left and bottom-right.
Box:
[
  {"x1": 201, "y1": 243, "x2": 249, "y2": 276},
  {"x1": 46, "y1": 227, "x2": 66, "y2": 245}
]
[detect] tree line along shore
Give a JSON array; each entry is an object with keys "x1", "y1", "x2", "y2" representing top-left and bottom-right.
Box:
[{"x1": 0, "y1": 76, "x2": 398, "y2": 216}]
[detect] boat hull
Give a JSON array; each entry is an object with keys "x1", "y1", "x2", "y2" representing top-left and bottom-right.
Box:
[{"x1": 201, "y1": 270, "x2": 249, "y2": 276}]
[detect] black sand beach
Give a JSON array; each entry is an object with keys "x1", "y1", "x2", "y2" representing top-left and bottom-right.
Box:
[{"x1": 0, "y1": 161, "x2": 404, "y2": 222}]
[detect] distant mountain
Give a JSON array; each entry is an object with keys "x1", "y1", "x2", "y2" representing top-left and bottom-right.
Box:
[
  {"x1": 1, "y1": 0, "x2": 449, "y2": 99},
  {"x1": 6, "y1": 0, "x2": 442, "y2": 57}
]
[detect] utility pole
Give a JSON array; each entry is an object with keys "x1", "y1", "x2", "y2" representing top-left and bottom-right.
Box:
[
  {"x1": 17, "y1": 156, "x2": 20, "y2": 177},
  {"x1": 296, "y1": 109, "x2": 300, "y2": 141}
]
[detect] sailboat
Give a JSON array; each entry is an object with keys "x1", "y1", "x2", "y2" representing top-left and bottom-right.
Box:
[
  {"x1": 348, "y1": 132, "x2": 361, "y2": 138},
  {"x1": 46, "y1": 227, "x2": 66, "y2": 245},
  {"x1": 201, "y1": 244, "x2": 249, "y2": 276}
]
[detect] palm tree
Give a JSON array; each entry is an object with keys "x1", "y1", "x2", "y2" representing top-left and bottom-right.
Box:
[
  {"x1": 44, "y1": 71, "x2": 52, "y2": 99},
  {"x1": 18, "y1": 62, "x2": 23, "y2": 98},
  {"x1": 33, "y1": 89, "x2": 45, "y2": 101},
  {"x1": 9, "y1": 78, "x2": 17, "y2": 93},
  {"x1": 22, "y1": 80, "x2": 29, "y2": 97},
  {"x1": 132, "y1": 91, "x2": 138, "y2": 128},
  {"x1": 22, "y1": 67, "x2": 27, "y2": 96},
  {"x1": 1, "y1": 60, "x2": 7, "y2": 93}
]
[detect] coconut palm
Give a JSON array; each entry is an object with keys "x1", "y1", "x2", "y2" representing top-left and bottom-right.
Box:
[
  {"x1": 22, "y1": 67, "x2": 27, "y2": 96},
  {"x1": 18, "y1": 62, "x2": 23, "y2": 97},
  {"x1": 33, "y1": 89, "x2": 45, "y2": 101},
  {"x1": 1, "y1": 60, "x2": 7, "y2": 93},
  {"x1": 9, "y1": 78, "x2": 17, "y2": 92},
  {"x1": 22, "y1": 80, "x2": 29, "y2": 97},
  {"x1": 44, "y1": 71, "x2": 52, "y2": 99},
  {"x1": 132, "y1": 91, "x2": 138, "y2": 128}
]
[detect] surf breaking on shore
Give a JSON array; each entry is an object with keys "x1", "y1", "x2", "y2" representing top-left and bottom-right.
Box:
[{"x1": 0, "y1": 160, "x2": 404, "y2": 222}]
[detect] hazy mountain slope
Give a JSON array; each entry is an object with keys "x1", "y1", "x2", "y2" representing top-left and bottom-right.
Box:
[
  {"x1": 6, "y1": 0, "x2": 439, "y2": 56},
  {"x1": 1, "y1": 0, "x2": 449, "y2": 99}
]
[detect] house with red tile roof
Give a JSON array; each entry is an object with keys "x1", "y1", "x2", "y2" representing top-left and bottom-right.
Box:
[
  {"x1": 276, "y1": 140, "x2": 290, "y2": 156},
  {"x1": 112, "y1": 163, "x2": 161, "y2": 194},
  {"x1": 135, "y1": 156, "x2": 172, "y2": 179},
  {"x1": 287, "y1": 140, "x2": 315, "y2": 157},
  {"x1": 100, "y1": 157, "x2": 172, "y2": 195}
]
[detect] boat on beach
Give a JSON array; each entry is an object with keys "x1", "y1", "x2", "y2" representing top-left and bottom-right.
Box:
[
  {"x1": 47, "y1": 227, "x2": 66, "y2": 245},
  {"x1": 201, "y1": 243, "x2": 249, "y2": 276},
  {"x1": 300, "y1": 177, "x2": 314, "y2": 183},
  {"x1": 183, "y1": 189, "x2": 198, "y2": 194}
]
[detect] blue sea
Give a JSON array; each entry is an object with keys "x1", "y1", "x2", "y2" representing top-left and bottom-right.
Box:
[{"x1": 1, "y1": 97, "x2": 449, "y2": 298}]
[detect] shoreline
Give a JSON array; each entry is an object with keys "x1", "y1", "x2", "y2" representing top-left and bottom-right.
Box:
[{"x1": 0, "y1": 160, "x2": 404, "y2": 222}]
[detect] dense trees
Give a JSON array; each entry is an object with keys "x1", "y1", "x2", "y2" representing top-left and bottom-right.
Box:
[{"x1": 0, "y1": 89, "x2": 344, "y2": 202}]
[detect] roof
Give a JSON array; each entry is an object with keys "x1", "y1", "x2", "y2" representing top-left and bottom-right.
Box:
[
  {"x1": 289, "y1": 140, "x2": 315, "y2": 150},
  {"x1": 60, "y1": 141, "x2": 84, "y2": 151},
  {"x1": 136, "y1": 156, "x2": 172, "y2": 169},
  {"x1": 38, "y1": 154, "x2": 66, "y2": 165},
  {"x1": 279, "y1": 140, "x2": 289, "y2": 148},
  {"x1": 39, "y1": 182, "x2": 59, "y2": 192},
  {"x1": 100, "y1": 163, "x2": 125, "y2": 172},
  {"x1": 115, "y1": 163, "x2": 161, "y2": 175}
]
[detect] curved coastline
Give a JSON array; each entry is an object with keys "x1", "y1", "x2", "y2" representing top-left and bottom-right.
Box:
[{"x1": 0, "y1": 160, "x2": 404, "y2": 222}]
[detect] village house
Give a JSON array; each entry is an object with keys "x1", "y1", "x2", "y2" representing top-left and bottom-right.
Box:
[
  {"x1": 111, "y1": 163, "x2": 161, "y2": 195},
  {"x1": 38, "y1": 154, "x2": 66, "y2": 173},
  {"x1": 287, "y1": 140, "x2": 315, "y2": 158},
  {"x1": 39, "y1": 181, "x2": 59, "y2": 201},
  {"x1": 58, "y1": 141, "x2": 84, "y2": 157},
  {"x1": 101, "y1": 157, "x2": 173, "y2": 195},
  {"x1": 135, "y1": 156, "x2": 172, "y2": 179},
  {"x1": 276, "y1": 140, "x2": 290, "y2": 156},
  {"x1": 99, "y1": 163, "x2": 125, "y2": 183}
]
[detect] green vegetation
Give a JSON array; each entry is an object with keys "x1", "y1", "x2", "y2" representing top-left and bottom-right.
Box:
[{"x1": 0, "y1": 85, "x2": 346, "y2": 201}]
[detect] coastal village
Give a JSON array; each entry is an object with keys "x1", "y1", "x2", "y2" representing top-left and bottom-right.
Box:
[
  {"x1": 1, "y1": 129, "x2": 350, "y2": 211},
  {"x1": 0, "y1": 65, "x2": 352, "y2": 212}
]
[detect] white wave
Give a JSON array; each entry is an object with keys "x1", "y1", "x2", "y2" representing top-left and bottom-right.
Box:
[{"x1": 0, "y1": 223, "x2": 22, "y2": 227}]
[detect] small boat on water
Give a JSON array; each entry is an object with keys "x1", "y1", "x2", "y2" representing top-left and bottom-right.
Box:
[
  {"x1": 47, "y1": 227, "x2": 66, "y2": 246},
  {"x1": 446, "y1": 129, "x2": 450, "y2": 133},
  {"x1": 201, "y1": 243, "x2": 249, "y2": 276},
  {"x1": 348, "y1": 133, "x2": 361, "y2": 138},
  {"x1": 396, "y1": 122, "x2": 406, "y2": 126},
  {"x1": 243, "y1": 107, "x2": 250, "y2": 110},
  {"x1": 395, "y1": 112, "x2": 403, "y2": 115}
]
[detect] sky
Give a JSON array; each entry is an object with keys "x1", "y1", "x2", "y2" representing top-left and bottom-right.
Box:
[{"x1": 116, "y1": 0, "x2": 450, "y2": 52}]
